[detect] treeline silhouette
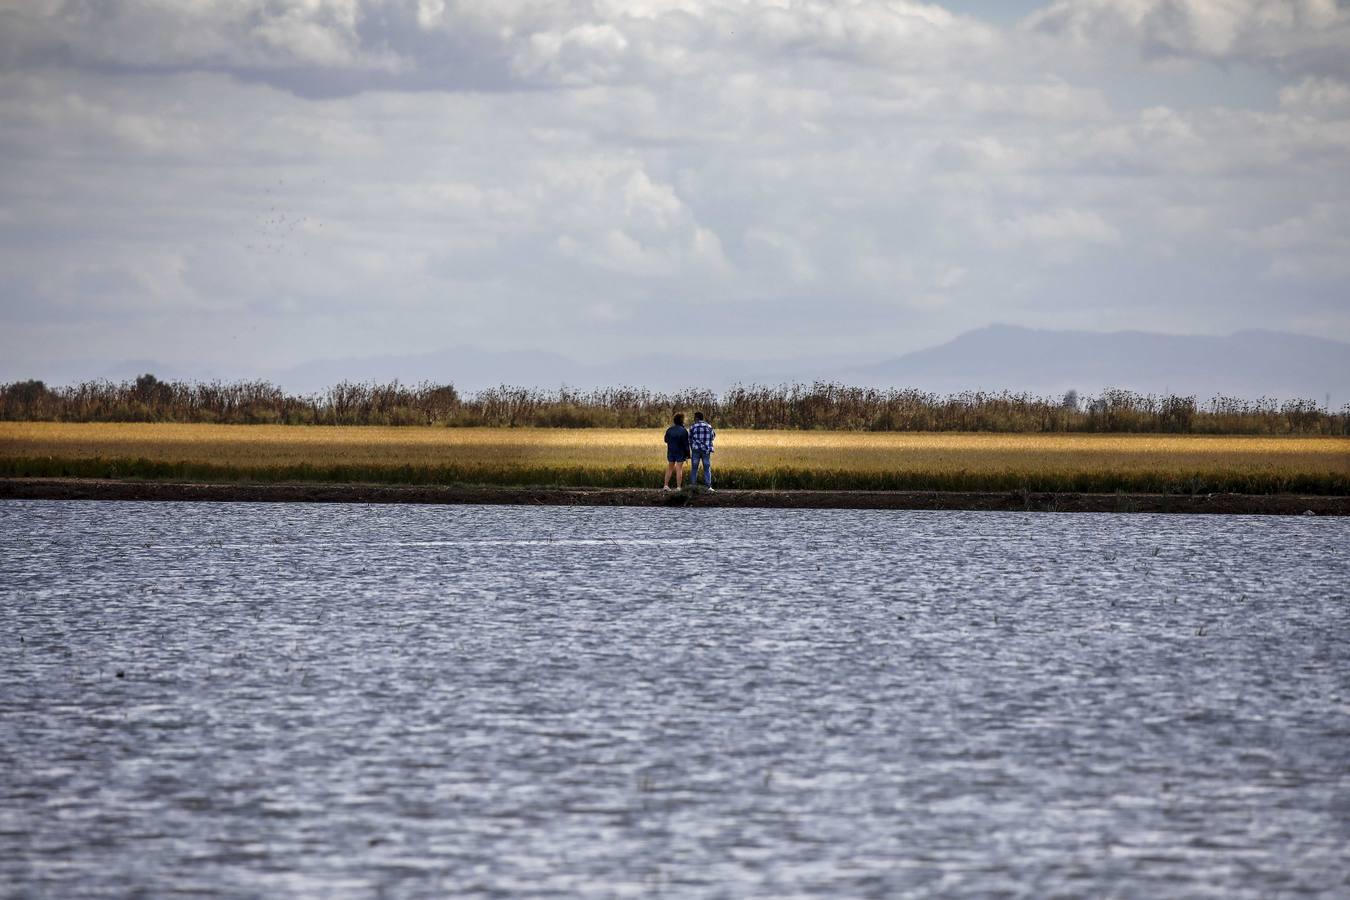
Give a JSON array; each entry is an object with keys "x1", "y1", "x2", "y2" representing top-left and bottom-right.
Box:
[{"x1": 2, "y1": 374, "x2": 1346, "y2": 434}]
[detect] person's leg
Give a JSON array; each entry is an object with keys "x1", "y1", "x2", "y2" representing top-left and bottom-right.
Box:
[
  {"x1": 688, "y1": 453, "x2": 700, "y2": 487},
  {"x1": 704, "y1": 452, "x2": 713, "y2": 488},
  {"x1": 691, "y1": 450, "x2": 708, "y2": 487},
  {"x1": 676, "y1": 460, "x2": 685, "y2": 486},
  {"x1": 663, "y1": 461, "x2": 675, "y2": 488}
]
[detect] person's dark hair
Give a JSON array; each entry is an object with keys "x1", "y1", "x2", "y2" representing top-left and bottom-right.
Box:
[
  {"x1": 673, "y1": 413, "x2": 684, "y2": 425},
  {"x1": 693, "y1": 411, "x2": 705, "y2": 421}
]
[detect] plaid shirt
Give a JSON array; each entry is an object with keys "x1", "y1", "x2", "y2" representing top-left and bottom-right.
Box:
[{"x1": 689, "y1": 421, "x2": 715, "y2": 452}]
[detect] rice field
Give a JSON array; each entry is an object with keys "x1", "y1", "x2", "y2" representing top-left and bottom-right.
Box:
[{"x1": 2, "y1": 422, "x2": 1347, "y2": 494}]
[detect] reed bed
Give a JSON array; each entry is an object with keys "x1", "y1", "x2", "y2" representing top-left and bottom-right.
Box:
[
  {"x1": 3, "y1": 377, "x2": 1345, "y2": 435},
  {"x1": 3, "y1": 423, "x2": 1346, "y2": 495}
]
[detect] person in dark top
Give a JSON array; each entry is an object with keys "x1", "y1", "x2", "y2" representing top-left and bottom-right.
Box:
[{"x1": 663, "y1": 413, "x2": 690, "y2": 491}]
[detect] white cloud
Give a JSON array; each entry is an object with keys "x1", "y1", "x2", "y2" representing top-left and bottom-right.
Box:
[
  {"x1": 1, "y1": 1, "x2": 1002, "y2": 94},
  {"x1": 623, "y1": 170, "x2": 683, "y2": 227},
  {"x1": 999, "y1": 208, "x2": 1121, "y2": 255},
  {"x1": 518, "y1": 22, "x2": 631, "y2": 84},
  {"x1": 1279, "y1": 76, "x2": 1350, "y2": 114}
]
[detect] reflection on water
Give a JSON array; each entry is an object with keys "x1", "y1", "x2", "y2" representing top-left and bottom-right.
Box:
[{"x1": 1, "y1": 500, "x2": 1347, "y2": 897}]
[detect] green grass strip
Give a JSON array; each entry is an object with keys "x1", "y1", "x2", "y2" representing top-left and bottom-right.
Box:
[{"x1": 2, "y1": 456, "x2": 1346, "y2": 495}]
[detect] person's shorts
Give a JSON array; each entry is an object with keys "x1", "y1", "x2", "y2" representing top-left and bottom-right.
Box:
[{"x1": 667, "y1": 453, "x2": 688, "y2": 463}]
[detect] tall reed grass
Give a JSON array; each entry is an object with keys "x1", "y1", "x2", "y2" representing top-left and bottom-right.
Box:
[{"x1": 2, "y1": 375, "x2": 1345, "y2": 434}]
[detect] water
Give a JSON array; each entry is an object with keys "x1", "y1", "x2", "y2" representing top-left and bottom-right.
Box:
[{"x1": 1, "y1": 500, "x2": 1347, "y2": 898}]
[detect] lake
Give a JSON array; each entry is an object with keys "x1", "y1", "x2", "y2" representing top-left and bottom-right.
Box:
[{"x1": 1, "y1": 500, "x2": 1347, "y2": 897}]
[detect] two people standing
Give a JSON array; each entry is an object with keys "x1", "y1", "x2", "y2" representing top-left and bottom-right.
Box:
[{"x1": 662, "y1": 411, "x2": 716, "y2": 491}]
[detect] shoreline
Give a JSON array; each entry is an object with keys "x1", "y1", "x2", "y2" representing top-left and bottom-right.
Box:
[{"x1": 2, "y1": 478, "x2": 1346, "y2": 515}]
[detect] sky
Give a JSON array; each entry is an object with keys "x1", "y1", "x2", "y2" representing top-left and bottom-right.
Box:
[{"x1": 1, "y1": 0, "x2": 1349, "y2": 382}]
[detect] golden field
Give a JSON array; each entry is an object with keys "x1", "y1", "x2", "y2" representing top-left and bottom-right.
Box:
[
  {"x1": 2, "y1": 422, "x2": 1347, "y2": 493},
  {"x1": 2, "y1": 422, "x2": 1347, "y2": 473}
]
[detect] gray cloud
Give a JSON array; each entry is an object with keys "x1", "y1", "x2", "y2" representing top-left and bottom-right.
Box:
[
  {"x1": 1025, "y1": 0, "x2": 1350, "y2": 78},
  {"x1": 1, "y1": 1, "x2": 1007, "y2": 96}
]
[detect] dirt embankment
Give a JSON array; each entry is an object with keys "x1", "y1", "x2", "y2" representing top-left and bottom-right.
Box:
[{"x1": 1, "y1": 478, "x2": 1346, "y2": 515}]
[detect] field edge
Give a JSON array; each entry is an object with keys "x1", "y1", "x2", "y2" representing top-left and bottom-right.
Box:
[{"x1": 2, "y1": 478, "x2": 1346, "y2": 516}]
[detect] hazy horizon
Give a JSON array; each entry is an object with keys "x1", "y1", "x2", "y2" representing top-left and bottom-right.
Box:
[{"x1": 9, "y1": 323, "x2": 1347, "y2": 407}]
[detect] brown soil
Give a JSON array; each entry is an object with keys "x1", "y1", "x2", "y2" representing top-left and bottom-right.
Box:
[{"x1": 1, "y1": 478, "x2": 1345, "y2": 515}]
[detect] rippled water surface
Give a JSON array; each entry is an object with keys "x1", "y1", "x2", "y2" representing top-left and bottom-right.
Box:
[{"x1": 2, "y1": 500, "x2": 1348, "y2": 897}]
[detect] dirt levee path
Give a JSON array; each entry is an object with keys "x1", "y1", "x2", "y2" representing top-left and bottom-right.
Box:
[{"x1": 2, "y1": 478, "x2": 1345, "y2": 515}]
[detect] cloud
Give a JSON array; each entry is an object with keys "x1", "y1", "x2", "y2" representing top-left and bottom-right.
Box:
[
  {"x1": 1279, "y1": 75, "x2": 1350, "y2": 114},
  {"x1": 2, "y1": 1, "x2": 1350, "y2": 376},
  {"x1": 0, "y1": 0, "x2": 387, "y2": 71},
  {"x1": 1025, "y1": 0, "x2": 1350, "y2": 77},
  {"x1": 1241, "y1": 202, "x2": 1350, "y2": 280},
  {"x1": 996, "y1": 208, "x2": 1121, "y2": 262},
  {"x1": 547, "y1": 166, "x2": 730, "y2": 279},
  {"x1": 1, "y1": 1, "x2": 1001, "y2": 97}
]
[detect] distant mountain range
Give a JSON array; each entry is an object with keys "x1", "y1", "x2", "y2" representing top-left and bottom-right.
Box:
[
  {"x1": 844, "y1": 325, "x2": 1350, "y2": 404},
  {"x1": 31, "y1": 325, "x2": 1350, "y2": 406}
]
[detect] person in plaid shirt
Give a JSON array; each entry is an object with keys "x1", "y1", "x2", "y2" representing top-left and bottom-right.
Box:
[{"x1": 687, "y1": 411, "x2": 715, "y2": 490}]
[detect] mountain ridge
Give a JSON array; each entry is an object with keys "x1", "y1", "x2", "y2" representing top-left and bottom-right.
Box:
[{"x1": 847, "y1": 325, "x2": 1348, "y2": 403}]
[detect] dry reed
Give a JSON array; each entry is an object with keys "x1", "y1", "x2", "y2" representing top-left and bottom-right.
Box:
[{"x1": 2, "y1": 377, "x2": 1345, "y2": 435}]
